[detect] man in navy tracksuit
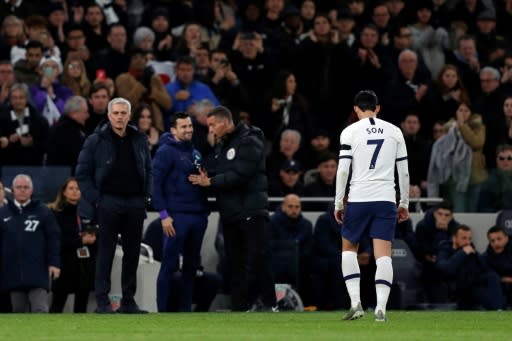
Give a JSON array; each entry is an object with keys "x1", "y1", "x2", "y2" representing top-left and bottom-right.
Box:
[
  {"x1": 76, "y1": 98, "x2": 152, "y2": 314},
  {"x1": 0, "y1": 174, "x2": 60, "y2": 313},
  {"x1": 152, "y1": 112, "x2": 208, "y2": 312}
]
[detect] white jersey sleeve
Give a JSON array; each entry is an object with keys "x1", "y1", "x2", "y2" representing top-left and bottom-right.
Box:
[{"x1": 334, "y1": 117, "x2": 409, "y2": 206}]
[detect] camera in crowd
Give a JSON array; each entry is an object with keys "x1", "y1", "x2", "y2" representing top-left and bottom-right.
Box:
[{"x1": 80, "y1": 218, "x2": 99, "y2": 234}]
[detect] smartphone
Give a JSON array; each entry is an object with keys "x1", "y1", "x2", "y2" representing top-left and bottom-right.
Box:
[
  {"x1": 43, "y1": 66, "x2": 54, "y2": 77},
  {"x1": 96, "y1": 69, "x2": 106, "y2": 81}
]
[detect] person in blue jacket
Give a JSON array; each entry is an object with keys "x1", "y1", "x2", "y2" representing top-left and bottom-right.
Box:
[
  {"x1": 152, "y1": 112, "x2": 209, "y2": 312},
  {"x1": 0, "y1": 174, "x2": 60, "y2": 313}
]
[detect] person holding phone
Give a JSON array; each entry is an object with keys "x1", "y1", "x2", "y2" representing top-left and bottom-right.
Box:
[{"x1": 29, "y1": 55, "x2": 73, "y2": 126}]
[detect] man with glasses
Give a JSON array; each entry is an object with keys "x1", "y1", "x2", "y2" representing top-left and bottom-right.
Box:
[
  {"x1": 0, "y1": 174, "x2": 60, "y2": 313},
  {"x1": 478, "y1": 144, "x2": 512, "y2": 212}
]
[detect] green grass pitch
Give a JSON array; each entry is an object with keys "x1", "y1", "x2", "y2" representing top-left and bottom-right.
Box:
[{"x1": 0, "y1": 311, "x2": 511, "y2": 341}]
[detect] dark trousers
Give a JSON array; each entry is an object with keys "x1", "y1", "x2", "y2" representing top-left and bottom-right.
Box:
[
  {"x1": 95, "y1": 195, "x2": 146, "y2": 308},
  {"x1": 223, "y1": 216, "x2": 276, "y2": 311},
  {"x1": 50, "y1": 289, "x2": 90, "y2": 313},
  {"x1": 156, "y1": 213, "x2": 208, "y2": 312}
]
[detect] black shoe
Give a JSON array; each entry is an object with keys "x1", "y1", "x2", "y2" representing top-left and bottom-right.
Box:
[
  {"x1": 94, "y1": 305, "x2": 115, "y2": 314},
  {"x1": 116, "y1": 305, "x2": 148, "y2": 314}
]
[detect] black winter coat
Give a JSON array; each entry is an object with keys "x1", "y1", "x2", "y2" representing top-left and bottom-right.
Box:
[{"x1": 210, "y1": 122, "x2": 268, "y2": 223}]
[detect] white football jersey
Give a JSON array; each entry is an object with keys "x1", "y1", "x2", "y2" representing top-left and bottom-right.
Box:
[{"x1": 336, "y1": 116, "x2": 409, "y2": 205}]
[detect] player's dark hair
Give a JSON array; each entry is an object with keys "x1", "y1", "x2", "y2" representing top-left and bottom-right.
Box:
[
  {"x1": 354, "y1": 90, "x2": 378, "y2": 111},
  {"x1": 169, "y1": 112, "x2": 190, "y2": 128}
]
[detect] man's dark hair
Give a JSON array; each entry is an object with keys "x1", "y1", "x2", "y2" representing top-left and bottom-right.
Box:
[
  {"x1": 66, "y1": 23, "x2": 85, "y2": 37},
  {"x1": 435, "y1": 200, "x2": 453, "y2": 212},
  {"x1": 107, "y1": 23, "x2": 126, "y2": 36},
  {"x1": 487, "y1": 225, "x2": 508, "y2": 237},
  {"x1": 317, "y1": 151, "x2": 338, "y2": 166},
  {"x1": 354, "y1": 90, "x2": 378, "y2": 111},
  {"x1": 176, "y1": 55, "x2": 196, "y2": 68},
  {"x1": 25, "y1": 40, "x2": 44, "y2": 51},
  {"x1": 207, "y1": 106, "x2": 233, "y2": 122},
  {"x1": 169, "y1": 112, "x2": 190, "y2": 128},
  {"x1": 89, "y1": 83, "x2": 110, "y2": 96},
  {"x1": 453, "y1": 224, "x2": 471, "y2": 236}
]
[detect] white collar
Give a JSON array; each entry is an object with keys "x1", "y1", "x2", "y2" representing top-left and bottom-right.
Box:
[
  {"x1": 14, "y1": 199, "x2": 30, "y2": 209},
  {"x1": 10, "y1": 107, "x2": 29, "y2": 121}
]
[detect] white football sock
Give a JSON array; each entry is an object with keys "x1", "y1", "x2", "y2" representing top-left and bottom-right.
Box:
[
  {"x1": 342, "y1": 251, "x2": 361, "y2": 308},
  {"x1": 375, "y1": 256, "x2": 393, "y2": 314}
]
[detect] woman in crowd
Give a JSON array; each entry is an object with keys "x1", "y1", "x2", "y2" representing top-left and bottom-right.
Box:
[
  {"x1": 131, "y1": 103, "x2": 160, "y2": 157},
  {"x1": 61, "y1": 57, "x2": 91, "y2": 98},
  {"x1": 48, "y1": 178, "x2": 96, "y2": 313}
]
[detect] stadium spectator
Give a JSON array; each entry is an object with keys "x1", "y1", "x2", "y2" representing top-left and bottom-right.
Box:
[
  {"x1": 0, "y1": 82, "x2": 49, "y2": 166},
  {"x1": 85, "y1": 83, "x2": 110, "y2": 135},
  {"x1": 382, "y1": 49, "x2": 431, "y2": 127},
  {"x1": 208, "y1": 49, "x2": 250, "y2": 121},
  {"x1": 189, "y1": 106, "x2": 277, "y2": 312},
  {"x1": 30, "y1": 55, "x2": 72, "y2": 126},
  {"x1": 0, "y1": 60, "x2": 14, "y2": 107},
  {"x1": 62, "y1": 24, "x2": 95, "y2": 80},
  {"x1": 409, "y1": 1, "x2": 450, "y2": 79},
  {"x1": 473, "y1": 66, "x2": 508, "y2": 169},
  {"x1": 300, "y1": 0, "x2": 316, "y2": 31},
  {"x1": 0, "y1": 0, "x2": 37, "y2": 27},
  {"x1": 478, "y1": 144, "x2": 512, "y2": 212},
  {"x1": 371, "y1": 2, "x2": 392, "y2": 46},
  {"x1": 333, "y1": 6, "x2": 357, "y2": 48},
  {"x1": 115, "y1": 48, "x2": 171, "y2": 132},
  {"x1": 46, "y1": 96, "x2": 89, "y2": 173},
  {"x1": 0, "y1": 15, "x2": 24, "y2": 61},
  {"x1": 267, "y1": 129, "x2": 304, "y2": 181},
  {"x1": 311, "y1": 203, "x2": 344, "y2": 310},
  {"x1": 268, "y1": 159, "x2": 305, "y2": 198},
  {"x1": 415, "y1": 201, "x2": 460, "y2": 303},
  {"x1": 132, "y1": 27, "x2": 155, "y2": 57},
  {"x1": 76, "y1": 97, "x2": 152, "y2": 314},
  {"x1": 275, "y1": 5, "x2": 305, "y2": 71},
  {"x1": 425, "y1": 64, "x2": 471, "y2": 136},
  {"x1": 13, "y1": 40, "x2": 43, "y2": 87},
  {"x1": 474, "y1": 10, "x2": 508, "y2": 65},
  {"x1": 400, "y1": 112, "x2": 431, "y2": 199},
  {"x1": 303, "y1": 152, "x2": 338, "y2": 211},
  {"x1": 166, "y1": 55, "x2": 219, "y2": 116},
  {"x1": 446, "y1": 35, "x2": 481, "y2": 101},
  {"x1": 193, "y1": 44, "x2": 211, "y2": 83},
  {"x1": 174, "y1": 22, "x2": 212, "y2": 58},
  {"x1": 46, "y1": 2, "x2": 67, "y2": 50},
  {"x1": 187, "y1": 99, "x2": 215, "y2": 161},
  {"x1": 152, "y1": 112, "x2": 209, "y2": 312},
  {"x1": 94, "y1": 23, "x2": 130, "y2": 81},
  {"x1": 268, "y1": 194, "x2": 313, "y2": 306},
  {"x1": 10, "y1": 15, "x2": 48, "y2": 65},
  {"x1": 82, "y1": 3, "x2": 109, "y2": 54},
  {"x1": 437, "y1": 224, "x2": 504, "y2": 310},
  {"x1": 264, "y1": 70, "x2": 312, "y2": 146},
  {"x1": 61, "y1": 57, "x2": 91, "y2": 98},
  {"x1": 301, "y1": 129, "x2": 333, "y2": 172},
  {"x1": 149, "y1": 7, "x2": 175, "y2": 62},
  {"x1": 48, "y1": 178, "x2": 97, "y2": 313},
  {"x1": 131, "y1": 103, "x2": 160, "y2": 157},
  {"x1": 0, "y1": 174, "x2": 60, "y2": 313},
  {"x1": 484, "y1": 225, "x2": 512, "y2": 307}
]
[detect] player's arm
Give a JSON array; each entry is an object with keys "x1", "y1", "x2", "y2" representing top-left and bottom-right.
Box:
[
  {"x1": 396, "y1": 131, "x2": 410, "y2": 222},
  {"x1": 334, "y1": 130, "x2": 352, "y2": 223}
]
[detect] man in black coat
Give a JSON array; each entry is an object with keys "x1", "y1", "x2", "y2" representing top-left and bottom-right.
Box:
[
  {"x1": 46, "y1": 96, "x2": 89, "y2": 173},
  {"x1": 75, "y1": 97, "x2": 152, "y2": 314},
  {"x1": 484, "y1": 226, "x2": 512, "y2": 307},
  {"x1": 189, "y1": 106, "x2": 276, "y2": 311}
]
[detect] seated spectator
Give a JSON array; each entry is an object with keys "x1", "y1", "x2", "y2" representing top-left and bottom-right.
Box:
[
  {"x1": 187, "y1": 99, "x2": 215, "y2": 161},
  {"x1": 503, "y1": 95, "x2": 512, "y2": 145},
  {"x1": 303, "y1": 152, "x2": 338, "y2": 211},
  {"x1": 0, "y1": 174, "x2": 60, "y2": 313},
  {"x1": 116, "y1": 48, "x2": 171, "y2": 132},
  {"x1": 133, "y1": 27, "x2": 155, "y2": 59},
  {"x1": 166, "y1": 56, "x2": 219, "y2": 117},
  {"x1": 478, "y1": 144, "x2": 512, "y2": 212},
  {"x1": 445, "y1": 35, "x2": 481, "y2": 102},
  {"x1": 13, "y1": 40, "x2": 43, "y2": 87},
  {"x1": 61, "y1": 57, "x2": 91, "y2": 98},
  {"x1": 311, "y1": 203, "x2": 344, "y2": 310},
  {"x1": 268, "y1": 194, "x2": 313, "y2": 305},
  {"x1": 484, "y1": 226, "x2": 512, "y2": 308},
  {"x1": 415, "y1": 201, "x2": 460, "y2": 303},
  {"x1": 437, "y1": 225, "x2": 504, "y2": 310},
  {"x1": 48, "y1": 178, "x2": 96, "y2": 313},
  {"x1": 131, "y1": 103, "x2": 160, "y2": 157},
  {"x1": 267, "y1": 129, "x2": 304, "y2": 180},
  {"x1": 0, "y1": 15, "x2": 24, "y2": 61},
  {"x1": 10, "y1": 15, "x2": 48, "y2": 65},
  {"x1": 302, "y1": 129, "x2": 333, "y2": 172},
  {"x1": 46, "y1": 96, "x2": 89, "y2": 173},
  {"x1": 149, "y1": 7, "x2": 175, "y2": 62},
  {"x1": 30, "y1": 55, "x2": 73, "y2": 126},
  {"x1": 94, "y1": 23, "x2": 130, "y2": 81},
  {"x1": 0, "y1": 83, "x2": 49, "y2": 166},
  {"x1": 268, "y1": 159, "x2": 305, "y2": 199}
]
